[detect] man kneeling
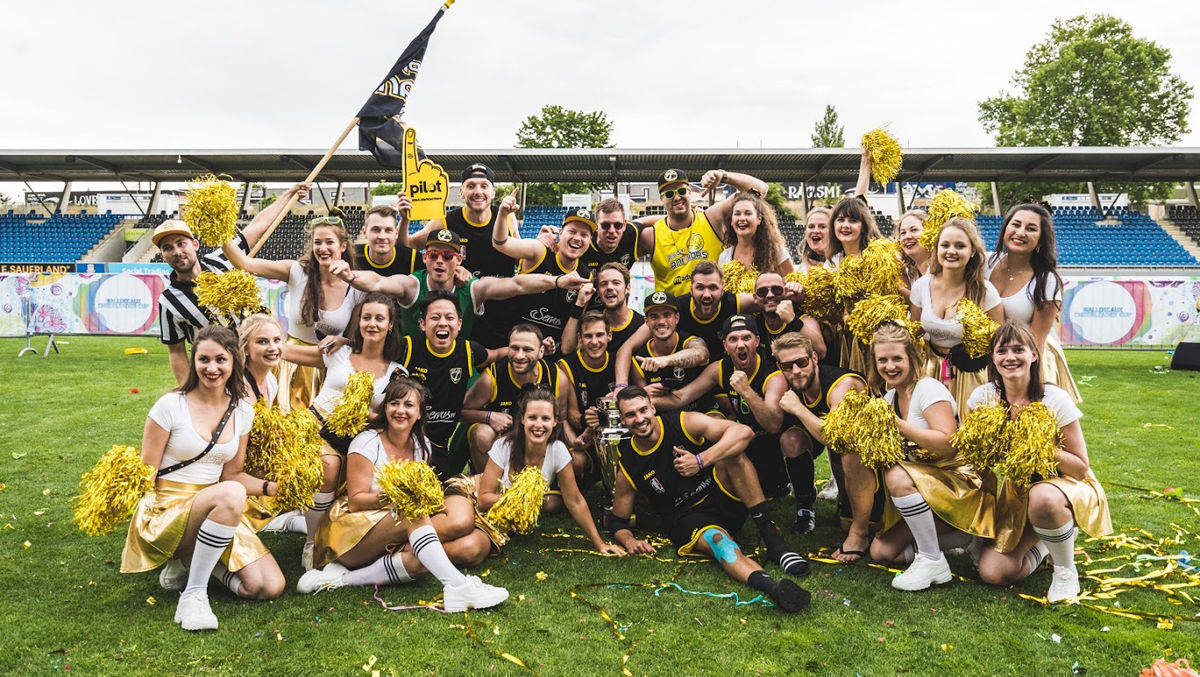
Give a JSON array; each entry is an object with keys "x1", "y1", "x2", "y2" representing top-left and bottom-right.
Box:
[{"x1": 608, "y1": 386, "x2": 810, "y2": 612}]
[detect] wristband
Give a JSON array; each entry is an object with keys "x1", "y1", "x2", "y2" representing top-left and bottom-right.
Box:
[
  {"x1": 486, "y1": 411, "x2": 492, "y2": 426},
  {"x1": 349, "y1": 272, "x2": 358, "y2": 284},
  {"x1": 568, "y1": 303, "x2": 584, "y2": 319},
  {"x1": 262, "y1": 480, "x2": 270, "y2": 496},
  {"x1": 554, "y1": 275, "x2": 562, "y2": 289},
  {"x1": 694, "y1": 454, "x2": 704, "y2": 471}
]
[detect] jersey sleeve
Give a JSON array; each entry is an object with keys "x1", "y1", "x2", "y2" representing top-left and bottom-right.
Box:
[{"x1": 157, "y1": 298, "x2": 186, "y2": 345}]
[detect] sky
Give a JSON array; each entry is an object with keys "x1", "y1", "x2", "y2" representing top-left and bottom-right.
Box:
[{"x1": 2, "y1": 0, "x2": 1198, "y2": 194}]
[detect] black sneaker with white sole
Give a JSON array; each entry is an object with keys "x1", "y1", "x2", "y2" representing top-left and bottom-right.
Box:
[{"x1": 791, "y1": 508, "x2": 816, "y2": 534}]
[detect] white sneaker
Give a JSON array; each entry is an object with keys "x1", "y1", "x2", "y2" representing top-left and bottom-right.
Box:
[
  {"x1": 296, "y1": 562, "x2": 348, "y2": 594},
  {"x1": 892, "y1": 553, "x2": 953, "y2": 591},
  {"x1": 443, "y1": 575, "x2": 509, "y2": 612},
  {"x1": 174, "y1": 591, "x2": 218, "y2": 631},
  {"x1": 264, "y1": 510, "x2": 301, "y2": 533},
  {"x1": 1046, "y1": 565, "x2": 1081, "y2": 603},
  {"x1": 817, "y1": 479, "x2": 838, "y2": 502},
  {"x1": 158, "y1": 558, "x2": 188, "y2": 591},
  {"x1": 301, "y1": 540, "x2": 315, "y2": 571}
]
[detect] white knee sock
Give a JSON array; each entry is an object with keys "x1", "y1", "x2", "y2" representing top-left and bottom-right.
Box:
[
  {"x1": 409, "y1": 525, "x2": 467, "y2": 587},
  {"x1": 1032, "y1": 520, "x2": 1076, "y2": 569},
  {"x1": 892, "y1": 493, "x2": 940, "y2": 560},
  {"x1": 1024, "y1": 542, "x2": 1049, "y2": 574},
  {"x1": 212, "y1": 562, "x2": 241, "y2": 596},
  {"x1": 185, "y1": 519, "x2": 236, "y2": 596},
  {"x1": 305, "y1": 492, "x2": 336, "y2": 543},
  {"x1": 342, "y1": 552, "x2": 415, "y2": 587}
]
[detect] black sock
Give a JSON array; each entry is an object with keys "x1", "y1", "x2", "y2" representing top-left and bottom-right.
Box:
[
  {"x1": 747, "y1": 502, "x2": 787, "y2": 552},
  {"x1": 747, "y1": 570, "x2": 776, "y2": 595},
  {"x1": 784, "y1": 455, "x2": 815, "y2": 511}
]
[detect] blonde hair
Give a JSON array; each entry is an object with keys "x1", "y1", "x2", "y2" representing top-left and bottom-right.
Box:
[
  {"x1": 798, "y1": 206, "x2": 831, "y2": 264},
  {"x1": 867, "y1": 323, "x2": 922, "y2": 393},
  {"x1": 928, "y1": 217, "x2": 988, "y2": 305},
  {"x1": 237, "y1": 313, "x2": 282, "y2": 366}
]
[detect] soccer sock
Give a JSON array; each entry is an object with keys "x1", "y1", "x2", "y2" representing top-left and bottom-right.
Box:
[
  {"x1": 342, "y1": 552, "x2": 415, "y2": 587},
  {"x1": 304, "y1": 492, "x2": 336, "y2": 543},
  {"x1": 1033, "y1": 519, "x2": 1076, "y2": 569},
  {"x1": 747, "y1": 502, "x2": 787, "y2": 552},
  {"x1": 409, "y1": 525, "x2": 467, "y2": 587},
  {"x1": 899, "y1": 544, "x2": 915, "y2": 565},
  {"x1": 1024, "y1": 542, "x2": 1049, "y2": 575},
  {"x1": 185, "y1": 519, "x2": 236, "y2": 596},
  {"x1": 892, "y1": 492, "x2": 940, "y2": 560},
  {"x1": 211, "y1": 562, "x2": 241, "y2": 596},
  {"x1": 747, "y1": 569, "x2": 777, "y2": 595},
  {"x1": 784, "y1": 455, "x2": 815, "y2": 511}
]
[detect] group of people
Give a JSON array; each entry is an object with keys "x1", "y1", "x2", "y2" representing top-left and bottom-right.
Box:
[{"x1": 127, "y1": 151, "x2": 1110, "y2": 630}]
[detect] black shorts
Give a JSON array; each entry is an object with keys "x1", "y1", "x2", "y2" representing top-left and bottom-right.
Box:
[
  {"x1": 312, "y1": 407, "x2": 353, "y2": 455},
  {"x1": 745, "y1": 433, "x2": 789, "y2": 498},
  {"x1": 668, "y1": 490, "x2": 748, "y2": 557}
]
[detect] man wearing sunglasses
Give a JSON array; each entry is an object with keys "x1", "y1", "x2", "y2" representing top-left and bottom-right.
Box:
[
  {"x1": 751, "y1": 271, "x2": 826, "y2": 361},
  {"x1": 633, "y1": 168, "x2": 768, "y2": 296},
  {"x1": 581, "y1": 198, "x2": 641, "y2": 274},
  {"x1": 774, "y1": 333, "x2": 883, "y2": 558},
  {"x1": 560, "y1": 262, "x2": 643, "y2": 356},
  {"x1": 329, "y1": 227, "x2": 586, "y2": 341}
]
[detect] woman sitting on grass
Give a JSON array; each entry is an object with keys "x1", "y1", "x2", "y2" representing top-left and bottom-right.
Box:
[{"x1": 121, "y1": 325, "x2": 285, "y2": 632}]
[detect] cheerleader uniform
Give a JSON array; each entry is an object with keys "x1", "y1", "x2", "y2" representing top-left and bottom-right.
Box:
[
  {"x1": 308, "y1": 345, "x2": 404, "y2": 456},
  {"x1": 910, "y1": 274, "x2": 1003, "y2": 416},
  {"x1": 824, "y1": 252, "x2": 869, "y2": 374},
  {"x1": 966, "y1": 383, "x2": 1112, "y2": 553},
  {"x1": 121, "y1": 393, "x2": 266, "y2": 574}
]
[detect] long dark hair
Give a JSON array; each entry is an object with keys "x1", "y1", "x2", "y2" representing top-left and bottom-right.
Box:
[
  {"x1": 366, "y1": 376, "x2": 431, "y2": 460},
  {"x1": 722, "y1": 191, "x2": 785, "y2": 273},
  {"x1": 178, "y1": 325, "x2": 247, "y2": 400},
  {"x1": 989, "y1": 203, "x2": 1063, "y2": 308},
  {"x1": 826, "y1": 196, "x2": 882, "y2": 260},
  {"x1": 298, "y1": 218, "x2": 357, "y2": 326},
  {"x1": 503, "y1": 388, "x2": 565, "y2": 472},
  {"x1": 985, "y1": 322, "x2": 1045, "y2": 405},
  {"x1": 346, "y1": 292, "x2": 402, "y2": 361}
]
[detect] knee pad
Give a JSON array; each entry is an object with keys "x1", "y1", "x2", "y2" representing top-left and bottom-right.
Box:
[{"x1": 701, "y1": 528, "x2": 740, "y2": 564}]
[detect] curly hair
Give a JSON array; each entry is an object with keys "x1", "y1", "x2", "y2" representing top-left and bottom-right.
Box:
[{"x1": 721, "y1": 191, "x2": 786, "y2": 273}]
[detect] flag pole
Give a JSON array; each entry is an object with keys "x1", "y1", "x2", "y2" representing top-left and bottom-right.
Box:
[{"x1": 248, "y1": 116, "x2": 360, "y2": 257}]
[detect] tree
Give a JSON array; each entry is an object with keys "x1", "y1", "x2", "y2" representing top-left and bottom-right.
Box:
[
  {"x1": 765, "y1": 183, "x2": 796, "y2": 219},
  {"x1": 811, "y1": 105, "x2": 844, "y2": 148},
  {"x1": 370, "y1": 181, "x2": 404, "y2": 197},
  {"x1": 515, "y1": 105, "x2": 614, "y2": 205},
  {"x1": 978, "y1": 14, "x2": 1193, "y2": 209}
]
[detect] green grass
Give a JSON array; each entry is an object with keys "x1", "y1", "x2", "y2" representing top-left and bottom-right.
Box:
[{"x1": 1, "y1": 337, "x2": 1197, "y2": 675}]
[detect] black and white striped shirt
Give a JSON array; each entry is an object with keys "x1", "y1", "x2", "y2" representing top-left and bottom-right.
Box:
[{"x1": 157, "y1": 233, "x2": 248, "y2": 345}]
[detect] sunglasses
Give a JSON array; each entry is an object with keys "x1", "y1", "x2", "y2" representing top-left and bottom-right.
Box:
[
  {"x1": 659, "y1": 187, "x2": 689, "y2": 199},
  {"x1": 425, "y1": 250, "x2": 460, "y2": 262},
  {"x1": 776, "y1": 356, "x2": 812, "y2": 371},
  {"x1": 754, "y1": 285, "x2": 784, "y2": 298},
  {"x1": 598, "y1": 221, "x2": 625, "y2": 231},
  {"x1": 311, "y1": 216, "x2": 344, "y2": 226}
]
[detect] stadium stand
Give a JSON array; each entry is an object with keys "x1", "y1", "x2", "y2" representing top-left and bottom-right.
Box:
[
  {"x1": 977, "y1": 207, "x2": 1198, "y2": 266},
  {"x1": 1167, "y1": 205, "x2": 1200, "y2": 249},
  {"x1": 0, "y1": 212, "x2": 121, "y2": 262},
  {"x1": 519, "y1": 206, "x2": 568, "y2": 239}
]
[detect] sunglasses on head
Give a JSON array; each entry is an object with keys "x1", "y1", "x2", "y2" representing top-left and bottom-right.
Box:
[
  {"x1": 311, "y1": 216, "x2": 343, "y2": 226},
  {"x1": 776, "y1": 356, "x2": 811, "y2": 371},
  {"x1": 754, "y1": 285, "x2": 784, "y2": 298},
  {"x1": 425, "y1": 249, "x2": 459, "y2": 262},
  {"x1": 660, "y1": 187, "x2": 689, "y2": 199}
]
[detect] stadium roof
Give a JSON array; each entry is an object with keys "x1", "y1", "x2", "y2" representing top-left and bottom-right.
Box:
[{"x1": 1, "y1": 147, "x2": 1199, "y2": 184}]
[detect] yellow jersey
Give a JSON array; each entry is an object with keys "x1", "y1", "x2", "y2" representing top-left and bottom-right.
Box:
[{"x1": 650, "y1": 209, "x2": 723, "y2": 295}]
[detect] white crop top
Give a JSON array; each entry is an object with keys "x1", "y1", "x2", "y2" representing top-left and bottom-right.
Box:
[
  {"x1": 148, "y1": 392, "x2": 254, "y2": 485},
  {"x1": 884, "y1": 377, "x2": 958, "y2": 430},
  {"x1": 966, "y1": 383, "x2": 1082, "y2": 428},
  {"x1": 310, "y1": 346, "x2": 404, "y2": 414},
  {"x1": 284, "y1": 260, "x2": 366, "y2": 343},
  {"x1": 487, "y1": 438, "x2": 572, "y2": 489},
  {"x1": 986, "y1": 255, "x2": 1061, "y2": 327},
  {"x1": 910, "y1": 274, "x2": 1002, "y2": 349}
]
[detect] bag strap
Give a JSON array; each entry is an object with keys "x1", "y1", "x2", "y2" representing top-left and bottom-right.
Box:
[
  {"x1": 247, "y1": 377, "x2": 264, "y2": 401},
  {"x1": 157, "y1": 397, "x2": 239, "y2": 479}
]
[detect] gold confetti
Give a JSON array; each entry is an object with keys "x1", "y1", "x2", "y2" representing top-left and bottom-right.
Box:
[
  {"x1": 146, "y1": 596, "x2": 156, "y2": 605},
  {"x1": 535, "y1": 571, "x2": 548, "y2": 582},
  {"x1": 22, "y1": 540, "x2": 31, "y2": 549}
]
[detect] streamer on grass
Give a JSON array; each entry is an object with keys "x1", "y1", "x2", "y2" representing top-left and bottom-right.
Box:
[
  {"x1": 72, "y1": 444, "x2": 154, "y2": 536},
  {"x1": 324, "y1": 371, "x2": 374, "y2": 438},
  {"x1": 194, "y1": 269, "x2": 263, "y2": 320},
  {"x1": 957, "y1": 298, "x2": 999, "y2": 358},
  {"x1": 862, "y1": 128, "x2": 903, "y2": 185},
  {"x1": 820, "y1": 390, "x2": 906, "y2": 469},
  {"x1": 376, "y1": 459, "x2": 445, "y2": 520},
  {"x1": 183, "y1": 173, "x2": 239, "y2": 247},
  {"x1": 787, "y1": 266, "x2": 837, "y2": 318},
  {"x1": 486, "y1": 466, "x2": 549, "y2": 535},
  {"x1": 720, "y1": 260, "x2": 757, "y2": 295},
  {"x1": 919, "y1": 189, "x2": 978, "y2": 251}
]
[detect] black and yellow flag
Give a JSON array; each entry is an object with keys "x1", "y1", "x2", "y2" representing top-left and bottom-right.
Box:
[{"x1": 356, "y1": 0, "x2": 454, "y2": 169}]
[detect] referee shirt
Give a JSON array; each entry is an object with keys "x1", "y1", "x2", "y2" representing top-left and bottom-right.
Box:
[{"x1": 157, "y1": 233, "x2": 248, "y2": 345}]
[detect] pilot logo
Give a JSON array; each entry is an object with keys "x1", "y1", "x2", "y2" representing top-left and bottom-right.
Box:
[
  {"x1": 449, "y1": 367, "x2": 462, "y2": 384},
  {"x1": 409, "y1": 179, "x2": 444, "y2": 195}
]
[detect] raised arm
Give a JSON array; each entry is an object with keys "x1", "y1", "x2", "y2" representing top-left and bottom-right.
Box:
[
  {"x1": 221, "y1": 237, "x2": 292, "y2": 281},
  {"x1": 680, "y1": 411, "x2": 754, "y2": 470},
  {"x1": 241, "y1": 182, "x2": 310, "y2": 248},
  {"x1": 399, "y1": 215, "x2": 444, "y2": 250},
  {"x1": 704, "y1": 170, "x2": 770, "y2": 232},
  {"x1": 328, "y1": 259, "x2": 418, "y2": 304},
  {"x1": 474, "y1": 270, "x2": 586, "y2": 301},
  {"x1": 854, "y1": 145, "x2": 871, "y2": 197},
  {"x1": 491, "y1": 190, "x2": 546, "y2": 262},
  {"x1": 558, "y1": 282, "x2": 594, "y2": 355}
]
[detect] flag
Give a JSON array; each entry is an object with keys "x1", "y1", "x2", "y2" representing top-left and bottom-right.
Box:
[{"x1": 356, "y1": 0, "x2": 454, "y2": 169}]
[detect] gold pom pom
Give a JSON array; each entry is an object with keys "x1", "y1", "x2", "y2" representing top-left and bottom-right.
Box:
[
  {"x1": 1000, "y1": 402, "x2": 1060, "y2": 488},
  {"x1": 820, "y1": 390, "x2": 905, "y2": 469},
  {"x1": 486, "y1": 466, "x2": 549, "y2": 535},
  {"x1": 951, "y1": 404, "x2": 1009, "y2": 472},
  {"x1": 862, "y1": 128, "x2": 903, "y2": 185},
  {"x1": 324, "y1": 371, "x2": 375, "y2": 438},
  {"x1": 72, "y1": 445, "x2": 154, "y2": 536},
  {"x1": 376, "y1": 459, "x2": 445, "y2": 520},
  {"x1": 834, "y1": 256, "x2": 869, "y2": 305},
  {"x1": 720, "y1": 260, "x2": 757, "y2": 294},
  {"x1": 957, "y1": 299, "x2": 999, "y2": 358},
  {"x1": 183, "y1": 174, "x2": 239, "y2": 247},
  {"x1": 789, "y1": 266, "x2": 837, "y2": 318},
  {"x1": 861, "y1": 238, "x2": 902, "y2": 296},
  {"x1": 246, "y1": 401, "x2": 324, "y2": 512},
  {"x1": 194, "y1": 269, "x2": 263, "y2": 321},
  {"x1": 845, "y1": 294, "x2": 911, "y2": 344},
  {"x1": 919, "y1": 189, "x2": 978, "y2": 251}
]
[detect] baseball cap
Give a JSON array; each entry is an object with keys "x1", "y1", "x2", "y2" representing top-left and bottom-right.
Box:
[
  {"x1": 460, "y1": 163, "x2": 496, "y2": 183},
  {"x1": 425, "y1": 228, "x2": 462, "y2": 253},
  {"x1": 151, "y1": 220, "x2": 196, "y2": 246},
  {"x1": 657, "y1": 168, "x2": 689, "y2": 190},
  {"x1": 562, "y1": 207, "x2": 597, "y2": 231},
  {"x1": 643, "y1": 290, "x2": 676, "y2": 314},
  {"x1": 721, "y1": 313, "x2": 759, "y2": 338}
]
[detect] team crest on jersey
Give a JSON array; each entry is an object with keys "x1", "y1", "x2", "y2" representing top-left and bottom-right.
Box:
[
  {"x1": 449, "y1": 367, "x2": 462, "y2": 384},
  {"x1": 649, "y1": 477, "x2": 666, "y2": 494},
  {"x1": 672, "y1": 367, "x2": 685, "y2": 380},
  {"x1": 620, "y1": 254, "x2": 631, "y2": 266},
  {"x1": 688, "y1": 233, "x2": 705, "y2": 252},
  {"x1": 566, "y1": 288, "x2": 578, "y2": 303}
]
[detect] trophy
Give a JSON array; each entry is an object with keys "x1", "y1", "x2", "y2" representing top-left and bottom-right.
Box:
[{"x1": 593, "y1": 393, "x2": 628, "y2": 493}]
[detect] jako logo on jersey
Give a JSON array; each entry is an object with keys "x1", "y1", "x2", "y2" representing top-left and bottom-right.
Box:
[{"x1": 449, "y1": 368, "x2": 462, "y2": 383}]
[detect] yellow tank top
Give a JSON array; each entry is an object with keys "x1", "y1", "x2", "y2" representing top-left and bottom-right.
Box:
[{"x1": 650, "y1": 209, "x2": 723, "y2": 295}]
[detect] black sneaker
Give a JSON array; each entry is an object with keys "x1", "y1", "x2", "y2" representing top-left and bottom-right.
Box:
[
  {"x1": 770, "y1": 578, "x2": 811, "y2": 613},
  {"x1": 791, "y1": 508, "x2": 816, "y2": 534}
]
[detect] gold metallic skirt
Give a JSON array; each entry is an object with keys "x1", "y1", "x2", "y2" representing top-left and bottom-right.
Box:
[
  {"x1": 991, "y1": 471, "x2": 1113, "y2": 553},
  {"x1": 121, "y1": 479, "x2": 270, "y2": 574},
  {"x1": 925, "y1": 345, "x2": 987, "y2": 417},
  {"x1": 443, "y1": 474, "x2": 510, "y2": 552},
  {"x1": 312, "y1": 495, "x2": 393, "y2": 570},
  {"x1": 1042, "y1": 333, "x2": 1081, "y2": 403},
  {"x1": 837, "y1": 331, "x2": 869, "y2": 375},
  {"x1": 882, "y1": 454, "x2": 997, "y2": 539},
  {"x1": 242, "y1": 495, "x2": 280, "y2": 533},
  {"x1": 277, "y1": 336, "x2": 324, "y2": 413}
]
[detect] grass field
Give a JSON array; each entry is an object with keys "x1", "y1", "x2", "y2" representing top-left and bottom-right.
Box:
[{"x1": 1, "y1": 337, "x2": 1197, "y2": 676}]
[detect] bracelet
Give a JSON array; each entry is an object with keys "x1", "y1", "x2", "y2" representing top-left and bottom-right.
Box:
[
  {"x1": 486, "y1": 411, "x2": 492, "y2": 426},
  {"x1": 554, "y1": 275, "x2": 562, "y2": 289},
  {"x1": 262, "y1": 480, "x2": 270, "y2": 496},
  {"x1": 492, "y1": 237, "x2": 507, "y2": 246},
  {"x1": 349, "y1": 272, "x2": 358, "y2": 284},
  {"x1": 695, "y1": 454, "x2": 704, "y2": 471},
  {"x1": 615, "y1": 382, "x2": 627, "y2": 389},
  {"x1": 718, "y1": 170, "x2": 727, "y2": 184}
]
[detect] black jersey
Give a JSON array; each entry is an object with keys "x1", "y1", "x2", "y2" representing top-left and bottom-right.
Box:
[
  {"x1": 557, "y1": 351, "x2": 615, "y2": 413},
  {"x1": 673, "y1": 291, "x2": 743, "y2": 359},
  {"x1": 582, "y1": 222, "x2": 640, "y2": 274},
  {"x1": 616, "y1": 412, "x2": 725, "y2": 518},
  {"x1": 754, "y1": 313, "x2": 803, "y2": 352},
  {"x1": 355, "y1": 243, "x2": 423, "y2": 276},
  {"x1": 443, "y1": 207, "x2": 518, "y2": 279},
  {"x1": 607, "y1": 310, "x2": 644, "y2": 355},
  {"x1": 630, "y1": 333, "x2": 706, "y2": 392},
  {"x1": 785, "y1": 364, "x2": 865, "y2": 453},
  {"x1": 484, "y1": 357, "x2": 556, "y2": 415},
  {"x1": 512, "y1": 250, "x2": 582, "y2": 346},
  {"x1": 400, "y1": 336, "x2": 487, "y2": 447},
  {"x1": 716, "y1": 350, "x2": 782, "y2": 434}
]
